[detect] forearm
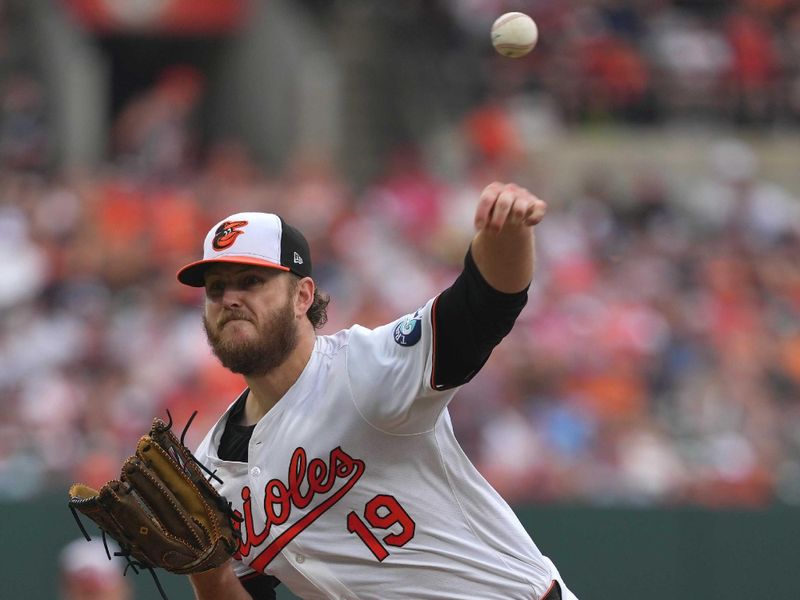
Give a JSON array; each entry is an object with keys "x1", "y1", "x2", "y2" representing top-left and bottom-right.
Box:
[
  {"x1": 470, "y1": 226, "x2": 535, "y2": 294},
  {"x1": 190, "y1": 563, "x2": 251, "y2": 600}
]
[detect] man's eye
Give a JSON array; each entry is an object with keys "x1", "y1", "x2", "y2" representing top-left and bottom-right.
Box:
[
  {"x1": 206, "y1": 282, "x2": 224, "y2": 295},
  {"x1": 242, "y1": 275, "x2": 262, "y2": 287}
]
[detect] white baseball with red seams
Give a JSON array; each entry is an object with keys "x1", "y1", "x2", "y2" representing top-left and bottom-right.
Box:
[
  {"x1": 194, "y1": 300, "x2": 579, "y2": 599},
  {"x1": 491, "y1": 12, "x2": 539, "y2": 58}
]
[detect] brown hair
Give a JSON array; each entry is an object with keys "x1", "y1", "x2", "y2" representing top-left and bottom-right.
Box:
[
  {"x1": 288, "y1": 275, "x2": 330, "y2": 329},
  {"x1": 307, "y1": 287, "x2": 330, "y2": 329}
]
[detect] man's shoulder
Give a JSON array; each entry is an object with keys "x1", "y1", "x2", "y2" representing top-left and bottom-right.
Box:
[
  {"x1": 315, "y1": 326, "x2": 354, "y2": 357},
  {"x1": 315, "y1": 322, "x2": 387, "y2": 361},
  {"x1": 316, "y1": 299, "x2": 437, "y2": 359}
]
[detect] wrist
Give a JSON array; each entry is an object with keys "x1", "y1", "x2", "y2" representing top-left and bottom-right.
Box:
[
  {"x1": 471, "y1": 229, "x2": 534, "y2": 294},
  {"x1": 190, "y1": 562, "x2": 248, "y2": 599}
]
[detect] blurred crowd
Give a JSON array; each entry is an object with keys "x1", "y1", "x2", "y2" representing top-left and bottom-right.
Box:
[
  {"x1": 1, "y1": 0, "x2": 800, "y2": 509},
  {"x1": 1, "y1": 108, "x2": 799, "y2": 509},
  {"x1": 439, "y1": 0, "x2": 800, "y2": 125}
]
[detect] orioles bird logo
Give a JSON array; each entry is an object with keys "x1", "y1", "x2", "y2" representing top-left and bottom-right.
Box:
[{"x1": 213, "y1": 220, "x2": 248, "y2": 250}]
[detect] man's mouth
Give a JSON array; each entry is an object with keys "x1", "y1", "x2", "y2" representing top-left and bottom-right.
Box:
[{"x1": 221, "y1": 317, "x2": 252, "y2": 328}]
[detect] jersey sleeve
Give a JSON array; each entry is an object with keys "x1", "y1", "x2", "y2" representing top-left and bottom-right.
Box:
[
  {"x1": 346, "y1": 247, "x2": 529, "y2": 434},
  {"x1": 347, "y1": 297, "x2": 454, "y2": 434}
]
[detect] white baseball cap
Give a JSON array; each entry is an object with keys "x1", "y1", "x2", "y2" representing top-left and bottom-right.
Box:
[
  {"x1": 60, "y1": 538, "x2": 123, "y2": 579},
  {"x1": 177, "y1": 212, "x2": 312, "y2": 287}
]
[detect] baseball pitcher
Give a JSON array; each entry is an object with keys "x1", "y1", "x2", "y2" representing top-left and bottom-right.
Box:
[{"x1": 177, "y1": 182, "x2": 579, "y2": 599}]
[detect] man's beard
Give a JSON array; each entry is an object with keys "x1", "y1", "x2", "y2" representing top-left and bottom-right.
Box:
[{"x1": 203, "y1": 300, "x2": 298, "y2": 376}]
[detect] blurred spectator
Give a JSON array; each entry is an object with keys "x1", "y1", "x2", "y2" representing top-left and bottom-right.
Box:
[
  {"x1": 112, "y1": 65, "x2": 205, "y2": 178},
  {"x1": 463, "y1": 100, "x2": 527, "y2": 167},
  {"x1": 784, "y1": 7, "x2": 800, "y2": 119},
  {"x1": 578, "y1": 24, "x2": 651, "y2": 120},
  {"x1": 0, "y1": 74, "x2": 48, "y2": 170},
  {"x1": 647, "y1": 10, "x2": 732, "y2": 120},
  {"x1": 0, "y1": 196, "x2": 46, "y2": 308},
  {"x1": 723, "y1": 7, "x2": 782, "y2": 123},
  {"x1": 59, "y1": 538, "x2": 131, "y2": 600},
  {"x1": 687, "y1": 138, "x2": 800, "y2": 243}
]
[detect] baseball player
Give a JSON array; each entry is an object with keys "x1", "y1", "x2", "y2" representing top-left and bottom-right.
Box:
[
  {"x1": 177, "y1": 182, "x2": 579, "y2": 600},
  {"x1": 59, "y1": 538, "x2": 131, "y2": 600}
]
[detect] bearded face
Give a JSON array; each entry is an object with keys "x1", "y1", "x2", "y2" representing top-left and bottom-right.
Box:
[{"x1": 203, "y1": 294, "x2": 299, "y2": 376}]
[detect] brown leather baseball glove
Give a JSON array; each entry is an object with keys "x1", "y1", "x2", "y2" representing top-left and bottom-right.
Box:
[{"x1": 68, "y1": 415, "x2": 240, "y2": 596}]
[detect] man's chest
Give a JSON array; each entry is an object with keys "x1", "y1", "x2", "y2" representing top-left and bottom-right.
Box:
[
  {"x1": 212, "y1": 426, "x2": 441, "y2": 576},
  {"x1": 229, "y1": 443, "x2": 367, "y2": 572}
]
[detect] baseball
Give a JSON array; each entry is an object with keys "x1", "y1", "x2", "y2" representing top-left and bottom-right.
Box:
[{"x1": 491, "y1": 12, "x2": 538, "y2": 58}]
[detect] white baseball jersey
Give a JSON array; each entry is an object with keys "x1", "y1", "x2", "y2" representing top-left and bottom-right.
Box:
[{"x1": 195, "y1": 298, "x2": 577, "y2": 600}]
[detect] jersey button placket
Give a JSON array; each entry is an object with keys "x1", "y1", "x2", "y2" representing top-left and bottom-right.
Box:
[{"x1": 250, "y1": 466, "x2": 261, "y2": 478}]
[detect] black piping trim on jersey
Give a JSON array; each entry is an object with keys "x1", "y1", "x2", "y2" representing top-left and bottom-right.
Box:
[{"x1": 430, "y1": 294, "x2": 442, "y2": 391}]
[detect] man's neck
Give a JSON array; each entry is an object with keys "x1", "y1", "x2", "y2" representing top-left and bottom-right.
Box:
[{"x1": 240, "y1": 329, "x2": 316, "y2": 426}]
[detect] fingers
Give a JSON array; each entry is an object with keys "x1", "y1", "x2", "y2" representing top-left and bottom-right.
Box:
[
  {"x1": 474, "y1": 182, "x2": 505, "y2": 230},
  {"x1": 474, "y1": 182, "x2": 548, "y2": 233}
]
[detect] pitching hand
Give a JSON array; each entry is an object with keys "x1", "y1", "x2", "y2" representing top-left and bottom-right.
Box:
[{"x1": 474, "y1": 182, "x2": 548, "y2": 233}]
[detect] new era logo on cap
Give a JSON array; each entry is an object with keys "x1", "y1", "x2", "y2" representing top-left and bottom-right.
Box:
[{"x1": 176, "y1": 212, "x2": 312, "y2": 287}]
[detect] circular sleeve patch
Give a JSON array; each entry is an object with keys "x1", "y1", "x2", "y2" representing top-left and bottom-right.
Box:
[{"x1": 393, "y1": 310, "x2": 423, "y2": 346}]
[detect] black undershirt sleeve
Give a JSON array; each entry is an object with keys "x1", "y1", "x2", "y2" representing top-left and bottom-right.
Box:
[
  {"x1": 239, "y1": 572, "x2": 279, "y2": 600},
  {"x1": 218, "y1": 393, "x2": 281, "y2": 600},
  {"x1": 431, "y1": 246, "x2": 529, "y2": 391}
]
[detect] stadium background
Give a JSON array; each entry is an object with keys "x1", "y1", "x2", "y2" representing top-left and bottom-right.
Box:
[{"x1": 1, "y1": 0, "x2": 798, "y2": 597}]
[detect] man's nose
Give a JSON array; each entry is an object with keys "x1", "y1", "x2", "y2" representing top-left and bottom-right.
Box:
[{"x1": 220, "y1": 287, "x2": 244, "y2": 308}]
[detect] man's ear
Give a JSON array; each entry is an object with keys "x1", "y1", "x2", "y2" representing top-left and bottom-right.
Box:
[{"x1": 294, "y1": 277, "x2": 315, "y2": 319}]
